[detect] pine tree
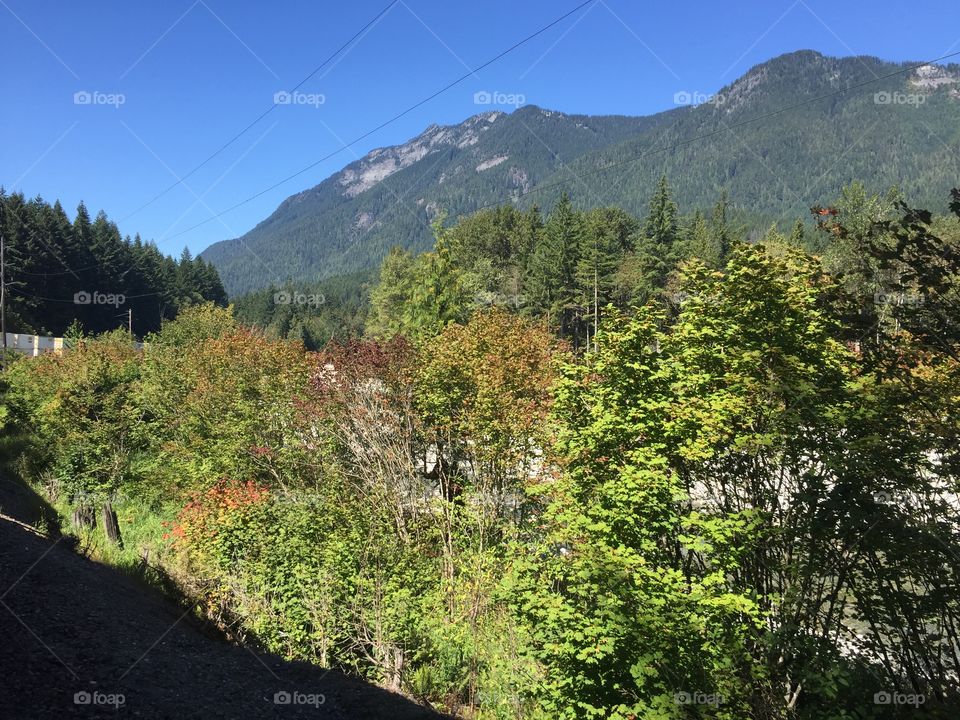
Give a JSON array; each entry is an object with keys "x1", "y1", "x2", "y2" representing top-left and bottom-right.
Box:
[
  {"x1": 632, "y1": 175, "x2": 681, "y2": 293},
  {"x1": 710, "y1": 190, "x2": 732, "y2": 263},
  {"x1": 790, "y1": 217, "x2": 805, "y2": 247},
  {"x1": 644, "y1": 175, "x2": 679, "y2": 249},
  {"x1": 0, "y1": 194, "x2": 227, "y2": 337},
  {"x1": 526, "y1": 193, "x2": 583, "y2": 339},
  {"x1": 684, "y1": 210, "x2": 721, "y2": 267},
  {"x1": 575, "y1": 209, "x2": 627, "y2": 350},
  {"x1": 404, "y1": 218, "x2": 469, "y2": 339}
]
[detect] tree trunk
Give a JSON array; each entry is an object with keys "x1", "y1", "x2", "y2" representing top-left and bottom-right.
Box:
[
  {"x1": 101, "y1": 502, "x2": 122, "y2": 547},
  {"x1": 72, "y1": 504, "x2": 96, "y2": 530}
]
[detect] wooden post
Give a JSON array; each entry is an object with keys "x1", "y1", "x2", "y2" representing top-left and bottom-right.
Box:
[
  {"x1": 72, "y1": 504, "x2": 96, "y2": 530},
  {"x1": 101, "y1": 501, "x2": 122, "y2": 547}
]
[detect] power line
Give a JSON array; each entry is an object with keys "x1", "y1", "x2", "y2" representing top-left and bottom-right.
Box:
[
  {"x1": 8, "y1": 286, "x2": 163, "y2": 304},
  {"x1": 12, "y1": 264, "x2": 102, "y2": 277},
  {"x1": 469, "y1": 50, "x2": 960, "y2": 213},
  {"x1": 120, "y1": 0, "x2": 401, "y2": 223},
  {"x1": 165, "y1": 0, "x2": 598, "y2": 241},
  {"x1": 169, "y1": 46, "x2": 960, "y2": 243}
]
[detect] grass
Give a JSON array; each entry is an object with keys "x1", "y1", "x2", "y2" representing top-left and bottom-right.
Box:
[{"x1": 47, "y1": 492, "x2": 179, "y2": 573}]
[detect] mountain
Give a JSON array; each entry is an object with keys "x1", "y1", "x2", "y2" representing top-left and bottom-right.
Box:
[
  {"x1": 201, "y1": 50, "x2": 960, "y2": 297},
  {"x1": 202, "y1": 109, "x2": 665, "y2": 295}
]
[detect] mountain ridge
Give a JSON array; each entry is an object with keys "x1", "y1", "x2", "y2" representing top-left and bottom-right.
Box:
[{"x1": 201, "y1": 50, "x2": 960, "y2": 296}]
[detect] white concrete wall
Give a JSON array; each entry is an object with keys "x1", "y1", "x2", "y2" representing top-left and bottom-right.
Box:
[
  {"x1": 0, "y1": 334, "x2": 147, "y2": 356},
  {"x1": 3, "y1": 333, "x2": 67, "y2": 356}
]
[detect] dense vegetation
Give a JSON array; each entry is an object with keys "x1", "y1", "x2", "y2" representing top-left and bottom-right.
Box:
[
  {"x1": 202, "y1": 51, "x2": 960, "y2": 296},
  {"x1": 232, "y1": 269, "x2": 374, "y2": 349},
  {"x1": 3, "y1": 183, "x2": 960, "y2": 718},
  {"x1": 201, "y1": 109, "x2": 661, "y2": 296},
  {"x1": 0, "y1": 190, "x2": 227, "y2": 337},
  {"x1": 366, "y1": 179, "x2": 758, "y2": 351}
]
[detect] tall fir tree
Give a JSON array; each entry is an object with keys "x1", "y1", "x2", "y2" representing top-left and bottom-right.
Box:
[
  {"x1": 684, "y1": 209, "x2": 722, "y2": 267},
  {"x1": 790, "y1": 217, "x2": 806, "y2": 247},
  {"x1": 367, "y1": 246, "x2": 416, "y2": 338},
  {"x1": 710, "y1": 189, "x2": 733, "y2": 264},
  {"x1": 0, "y1": 193, "x2": 227, "y2": 337},
  {"x1": 575, "y1": 209, "x2": 629, "y2": 350},
  {"x1": 526, "y1": 193, "x2": 584, "y2": 338},
  {"x1": 632, "y1": 174, "x2": 681, "y2": 292}
]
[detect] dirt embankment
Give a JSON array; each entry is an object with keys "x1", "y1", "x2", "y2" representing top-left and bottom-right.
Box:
[{"x1": 0, "y1": 476, "x2": 448, "y2": 719}]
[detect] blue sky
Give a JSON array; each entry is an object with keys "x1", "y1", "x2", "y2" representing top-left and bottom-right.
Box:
[{"x1": 2, "y1": 0, "x2": 958, "y2": 257}]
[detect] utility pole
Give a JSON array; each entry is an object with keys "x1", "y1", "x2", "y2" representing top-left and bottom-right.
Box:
[
  {"x1": 117, "y1": 308, "x2": 133, "y2": 338},
  {"x1": 1, "y1": 233, "x2": 6, "y2": 357}
]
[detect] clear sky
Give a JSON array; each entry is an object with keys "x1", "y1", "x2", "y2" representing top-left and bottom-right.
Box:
[{"x1": 2, "y1": 0, "x2": 958, "y2": 257}]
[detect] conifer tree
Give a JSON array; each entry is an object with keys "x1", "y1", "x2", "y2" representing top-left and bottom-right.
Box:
[
  {"x1": 710, "y1": 189, "x2": 733, "y2": 263},
  {"x1": 632, "y1": 175, "x2": 681, "y2": 292},
  {"x1": 526, "y1": 193, "x2": 583, "y2": 338},
  {"x1": 684, "y1": 209, "x2": 720, "y2": 267},
  {"x1": 575, "y1": 209, "x2": 629, "y2": 350},
  {"x1": 790, "y1": 217, "x2": 806, "y2": 247},
  {"x1": 643, "y1": 174, "x2": 679, "y2": 249},
  {"x1": 368, "y1": 246, "x2": 416, "y2": 338},
  {"x1": 0, "y1": 193, "x2": 227, "y2": 336}
]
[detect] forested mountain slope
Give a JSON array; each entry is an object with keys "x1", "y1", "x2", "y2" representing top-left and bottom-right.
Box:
[
  {"x1": 202, "y1": 108, "x2": 667, "y2": 295},
  {"x1": 201, "y1": 50, "x2": 960, "y2": 296}
]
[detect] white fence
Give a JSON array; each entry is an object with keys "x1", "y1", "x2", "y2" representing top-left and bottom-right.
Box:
[
  {"x1": 2, "y1": 333, "x2": 144, "y2": 357},
  {"x1": 3, "y1": 333, "x2": 68, "y2": 356}
]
